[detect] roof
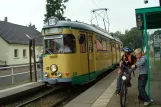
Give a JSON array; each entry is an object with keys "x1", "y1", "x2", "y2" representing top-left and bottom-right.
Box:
[
  {"x1": 43, "y1": 20, "x2": 115, "y2": 40},
  {"x1": 0, "y1": 21, "x2": 42, "y2": 45},
  {"x1": 135, "y1": 6, "x2": 161, "y2": 30}
]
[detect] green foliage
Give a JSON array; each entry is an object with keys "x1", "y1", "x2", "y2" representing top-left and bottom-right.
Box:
[
  {"x1": 28, "y1": 22, "x2": 37, "y2": 30},
  {"x1": 44, "y1": 0, "x2": 69, "y2": 22},
  {"x1": 112, "y1": 27, "x2": 143, "y2": 49},
  {"x1": 149, "y1": 30, "x2": 161, "y2": 40}
]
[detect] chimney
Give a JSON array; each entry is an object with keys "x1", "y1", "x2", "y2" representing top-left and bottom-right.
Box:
[{"x1": 4, "y1": 17, "x2": 8, "y2": 22}]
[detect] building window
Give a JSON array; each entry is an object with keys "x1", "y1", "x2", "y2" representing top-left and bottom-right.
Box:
[
  {"x1": 23, "y1": 49, "x2": 27, "y2": 57},
  {"x1": 14, "y1": 49, "x2": 18, "y2": 58}
]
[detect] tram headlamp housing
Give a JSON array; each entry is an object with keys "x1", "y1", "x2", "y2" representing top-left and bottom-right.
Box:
[
  {"x1": 56, "y1": 72, "x2": 62, "y2": 77},
  {"x1": 122, "y1": 76, "x2": 127, "y2": 80},
  {"x1": 50, "y1": 64, "x2": 58, "y2": 72},
  {"x1": 44, "y1": 72, "x2": 48, "y2": 77}
]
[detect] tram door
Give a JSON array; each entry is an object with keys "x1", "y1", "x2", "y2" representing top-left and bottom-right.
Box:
[{"x1": 87, "y1": 34, "x2": 95, "y2": 80}]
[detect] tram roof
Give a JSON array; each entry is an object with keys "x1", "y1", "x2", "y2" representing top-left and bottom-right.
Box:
[
  {"x1": 43, "y1": 20, "x2": 118, "y2": 41},
  {"x1": 113, "y1": 36, "x2": 122, "y2": 43}
]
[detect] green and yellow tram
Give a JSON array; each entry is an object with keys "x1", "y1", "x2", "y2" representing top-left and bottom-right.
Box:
[{"x1": 41, "y1": 17, "x2": 122, "y2": 85}]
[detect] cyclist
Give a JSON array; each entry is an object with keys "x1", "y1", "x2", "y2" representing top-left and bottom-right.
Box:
[{"x1": 116, "y1": 46, "x2": 136, "y2": 95}]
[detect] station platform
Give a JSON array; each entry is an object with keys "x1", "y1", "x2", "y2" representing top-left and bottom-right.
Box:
[
  {"x1": 64, "y1": 60, "x2": 161, "y2": 107},
  {"x1": 0, "y1": 81, "x2": 45, "y2": 104}
]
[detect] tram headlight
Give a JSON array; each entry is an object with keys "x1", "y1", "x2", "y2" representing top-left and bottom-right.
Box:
[
  {"x1": 57, "y1": 72, "x2": 62, "y2": 77},
  {"x1": 44, "y1": 72, "x2": 48, "y2": 77},
  {"x1": 50, "y1": 64, "x2": 58, "y2": 72},
  {"x1": 122, "y1": 76, "x2": 127, "y2": 80}
]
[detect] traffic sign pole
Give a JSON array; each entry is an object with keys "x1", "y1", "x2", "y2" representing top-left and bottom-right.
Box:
[
  {"x1": 153, "y1": 35, "x2": 155, "y2": 62},
  {"x1": 143, "y1": 13, "x2": 151, "y2": 99}
]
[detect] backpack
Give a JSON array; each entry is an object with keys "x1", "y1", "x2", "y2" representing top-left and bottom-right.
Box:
[{"x1": 122, "y1": 54, "x2": 136, "y2": 66}]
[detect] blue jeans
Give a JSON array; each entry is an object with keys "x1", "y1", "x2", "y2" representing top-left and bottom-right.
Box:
[
  {"x1": 138, "y1": 74, "x2": 149, "y2": 102},
  {"x1": 116, "y1": 68, "x2": 132, "y2": 91}
]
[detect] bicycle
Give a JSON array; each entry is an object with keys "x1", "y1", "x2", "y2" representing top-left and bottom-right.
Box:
[{"x1": 120, "y1": 65, "x2": 135, "y2": 107}]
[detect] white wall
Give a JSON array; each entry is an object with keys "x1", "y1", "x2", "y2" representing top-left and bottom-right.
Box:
[
  {"x1": 7, "y1": 44, "x2": 42, "y2": 65},
  {"x1": 0, "y1": 37, "x2": 9, "y2": 65}
]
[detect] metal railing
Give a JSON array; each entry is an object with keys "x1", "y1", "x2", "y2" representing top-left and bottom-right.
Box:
[{"x1": 0, "y1": 64, "x2": 40, "y2": 85}]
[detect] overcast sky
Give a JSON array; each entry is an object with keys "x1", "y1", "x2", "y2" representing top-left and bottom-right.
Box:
[{"x1": 0, "y1": 0, "x2": 159, "y2": 33}]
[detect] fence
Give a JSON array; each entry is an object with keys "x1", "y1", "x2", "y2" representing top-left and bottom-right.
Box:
[{"x1": 0, "y1": 64, "x2": 41, "y2": 87}]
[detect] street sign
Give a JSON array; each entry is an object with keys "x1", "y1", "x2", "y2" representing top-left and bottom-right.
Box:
[
  {"x1": 153, "y1": 35, "x2": 160, "y2": 47},
  {"x1": 136, "y1": 13, "x2": 144, "y2": 30},
  {"x1": 154, "y1": 42, "x2": 160, "y2": 47}
]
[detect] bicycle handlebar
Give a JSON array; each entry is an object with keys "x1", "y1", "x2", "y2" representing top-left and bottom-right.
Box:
[{"x1": 120, "y1": 65, "x2": 135, "y2": 77}]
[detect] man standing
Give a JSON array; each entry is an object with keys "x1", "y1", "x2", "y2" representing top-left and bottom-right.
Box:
[{"x1": 132, "y1": 48, "x2": 152, "y2": 106}]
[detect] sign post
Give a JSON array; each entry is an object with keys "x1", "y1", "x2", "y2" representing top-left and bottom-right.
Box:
[{"x1": 143, "y1": 13, "x2": 151, "y2": 99}]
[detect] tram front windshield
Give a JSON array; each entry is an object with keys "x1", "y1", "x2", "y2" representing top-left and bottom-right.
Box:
[{"x1": 44, "y1": 34, "x2": 76, "y2": 54}]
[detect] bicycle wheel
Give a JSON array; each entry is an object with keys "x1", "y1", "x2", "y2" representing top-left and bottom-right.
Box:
[{"x1": 120, "y1": 81, "x2": 127, "y2": 107}]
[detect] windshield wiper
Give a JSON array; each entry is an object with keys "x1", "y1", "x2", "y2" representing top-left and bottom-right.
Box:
[{"x1": 46, "y1": 49, "x2": 53, "y2": 54}]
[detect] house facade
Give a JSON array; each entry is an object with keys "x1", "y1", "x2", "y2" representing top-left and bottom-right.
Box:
[{"x1": 0, "y1": 19, "x2": 42, "y2": 66}]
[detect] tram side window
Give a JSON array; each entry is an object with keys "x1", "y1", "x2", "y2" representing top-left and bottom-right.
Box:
[
  {"x1": 62, "y1": 34, "x2": 76, "y2": 53},
  {"x1": 110, "y1": 43, "x2": 112, "y2": 52},
  {"x1": 106, "y1": 41, "x2": 111, "y2": 51},
  {"x1": 116, "y1": 44, "x2": 118, "y2": 50},
  {"x1": 96, "y1": 37, "x2": 103, "y2": 51},
  {"x1": 118, "y1": 44, "x2": 120, "y2": 52},
  {"x1": 78, "y1": 34, "x2": 86, "y2": 53},
  {"x1": 102, "y1": 40, "x2": 107, "y2": 51},
  {"x1": 112, "y1": 43, "x2": 115, "y2": 51}
]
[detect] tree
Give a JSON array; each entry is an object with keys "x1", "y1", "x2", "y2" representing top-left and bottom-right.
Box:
[
  {"x1": 44, "y1": 0, "x2": 69, "y2": 22},
  {"x1": 111, "y1": 27, "x2": 143, "y2": 49},
  {"x1": 111, "y1": 31, "x2": 122, "y2": 38},
  {"x1": 28, "y1": 22, "x2": 37, "y2": 30},
  {"x1": 128, "y1": 27, "x2": 143, "y2": 49},
  {"x1": 115, "y1": 31, "x2": 122, "y2": 38},
  {"x1": 149, "y1": 30, "x2": 161, "y2": 41}
]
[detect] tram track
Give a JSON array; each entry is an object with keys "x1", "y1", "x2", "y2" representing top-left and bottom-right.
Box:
[
  {"x1": 5, "y1": 67, "x2": 116, "y2": 107},
  {"x1": 15, "y1": 86, "x2": 63, "y2": 107},
  {"x1": 6, "y1": 84, "x2": 87, "y2": 107},
  {"x1": 23, "y1": 85, "x2": 90, "y2": 107},
  {"x1": 5, "y1": 85, "x2": 64, "y2": 107}
]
